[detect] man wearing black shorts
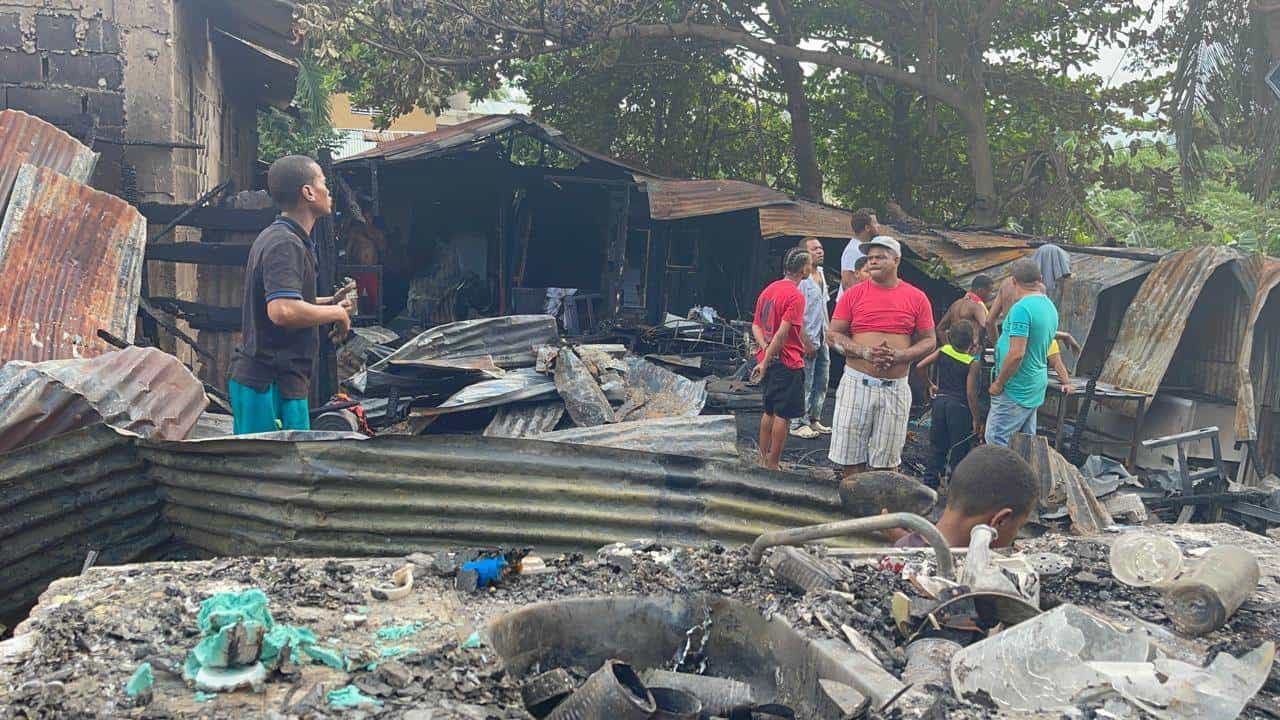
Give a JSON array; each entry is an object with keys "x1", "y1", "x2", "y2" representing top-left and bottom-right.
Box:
[{"x1": 751, "y1": 248, "x2": 812, "y2": 470}]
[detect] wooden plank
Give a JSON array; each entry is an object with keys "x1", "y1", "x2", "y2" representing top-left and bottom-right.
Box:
[
  {"x1": 145, "y1": 242, "x2": 251, "y2": 266},
  {"x1": 146, "y1": 297, "x2": 241, "y2": 331},
  {"x1": 139, "y1": 203, "x2": 276, "y2": 232}
]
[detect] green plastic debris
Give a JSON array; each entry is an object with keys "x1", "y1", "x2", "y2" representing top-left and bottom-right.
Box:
[
  {"x1": 461, "y1": 631, "x2": 482, "y2": 649},
  {"x1": 261, "y1": 624, "x2": 318, "y2": 667},
  {"x1": 197, "y1": 589, "x2": 274, "y2": 634},
  {"x1": 302, "y1": 644, "x2": 347, "y2": 671},
  {"x1": 125, "y1": 662, "x2": 153, "y2": 698},
  {"x1": 327, "y1": 685, "x2": 383, "y2": 708},
  {"x1": 375, "y1": 622, "x2": 423, "y2": 641},
  {"x1": 195, "y1": 691, "x2": 216, "y2": 703}
]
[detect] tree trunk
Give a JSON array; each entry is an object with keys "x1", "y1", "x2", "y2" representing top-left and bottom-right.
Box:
[
  {"x1": 890, "y1": 85, "x2": 914, "y2": 210},
  {"x1": 778, "y1": 58, "x2": 823, "y2": 201},
  {"x1": 961, "y1": 102, "x2": 999, "y2": 226},
  {"x1": 1252, "y1": 1, "x2": 1280, "y2": 202}
]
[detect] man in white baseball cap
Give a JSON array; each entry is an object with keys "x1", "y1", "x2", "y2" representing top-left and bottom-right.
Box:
[{"x1": 826, "y1": 233, "x2": 936, "y2": 478}]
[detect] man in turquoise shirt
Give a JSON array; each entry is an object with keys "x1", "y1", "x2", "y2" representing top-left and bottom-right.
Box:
[{"x1": 986, "y1": 258, "x2": 1058, "y2": 447}]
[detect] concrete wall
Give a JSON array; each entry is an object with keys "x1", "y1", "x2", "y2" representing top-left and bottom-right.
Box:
[{"x1": 0, "y1": 1, "x2": 275, "y2": 385}]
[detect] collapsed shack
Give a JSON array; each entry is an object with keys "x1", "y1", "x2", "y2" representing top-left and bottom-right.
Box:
[
  {"x1": 1238, "y1": 260, "x2": 1280, "y2": 479},
  {"x1": 901, "y1": 232, "x2": 1278, "y2": 486},
  {"x1": 332, "y1": 114, "x2": 851, "y2": 340}
]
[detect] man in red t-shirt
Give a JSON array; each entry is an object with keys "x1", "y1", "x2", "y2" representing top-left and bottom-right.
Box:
[
  {"x1": 750, "y1": 248, "x2": 812, "y2": 470},
  {"x1": 826, "y1": 236, "x2": 936, "y2": 477}
]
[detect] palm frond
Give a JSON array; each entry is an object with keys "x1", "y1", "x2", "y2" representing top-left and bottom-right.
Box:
[
  {"x1": 1168, "y1": 0, "x2": 1230, "y2": 193},
  {"x1": 295, "y1": 58, "x2": 333, "y2": 127}
]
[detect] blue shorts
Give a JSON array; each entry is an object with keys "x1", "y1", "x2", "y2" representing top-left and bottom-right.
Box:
[{"x1": 228, "y1": 379, "x2": 311, "y2": 435}]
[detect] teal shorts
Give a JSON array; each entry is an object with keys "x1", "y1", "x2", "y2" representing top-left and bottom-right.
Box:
[{"x1": 228, "y1": 379, "x2": 311, "y2": 435}]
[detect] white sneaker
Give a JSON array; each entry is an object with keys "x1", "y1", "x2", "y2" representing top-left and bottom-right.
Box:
[
  {"x1": 790, "y1": 425, "x2": 819, "y2": 439},
  {"x1": 811, "y1": 421, "x2": 832, "y2": 435}
]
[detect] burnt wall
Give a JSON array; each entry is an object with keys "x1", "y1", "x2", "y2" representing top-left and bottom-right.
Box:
[{"x1": 0, "y1": 4, "x2": 125, "y2": 193}]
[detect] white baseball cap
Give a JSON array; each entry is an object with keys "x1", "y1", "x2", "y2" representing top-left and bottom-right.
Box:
[{"x1": 860, "y1": 235, "x2": 901, "y2": 258}]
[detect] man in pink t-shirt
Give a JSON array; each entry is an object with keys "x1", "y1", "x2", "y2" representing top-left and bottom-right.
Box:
[
  {"x1": 750, "y1": 248, "x2": 811, "y2": 470},
  {"x1": 826, "y1": 236, "x2": 935, "y2": 477}
]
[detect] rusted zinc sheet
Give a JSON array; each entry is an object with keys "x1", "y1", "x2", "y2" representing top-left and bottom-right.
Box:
[
  {"x1": 1235, "y1": 260, "x2": 1280, "y2": 444},
  {"x1": 141, "y1": 433, "x2": 847, "y2": 556},
  {"x1": 0, "y1": 425, "x2": 167, "y2": 621},
  {"x1": 538, "y1": 415, "x2": 738, "y2": 462},
  {"x1": 483, "y1": 401, "x2": 566, "y2": 438},
  {"x1": 1099, "y1": 245, "x2": 1244, "y2": 397},
  {"x1": 0, "y1": 110, "x2": 98, "y2": 216},
  {"x1": 341, "y1": 115, "x2": 535, "y2": 163},
  {"x1": 758, "y1": 201, "x2": 851, "y2": 239},
  {"x1": 936, "y1": 230, "x2": 1029, "y2": 250},
  {"x1": 0, "y1": 347, "x2": 208, "y2": 453},
  {"x1": 615, "y1": 355, "x2": 707, "y2": 421},
  {"x1": 0, "y1": 164, "x2": 147, "y2": 362},
  {"x1": 897, "y1": 232, "x2": 1031, "y2": 280},
  {"x1": 374, "y1": 315, "x2": 558, "y2": 371},
  {"x1": 640, "y1": 178, "x2": 792, "y2": 221}
]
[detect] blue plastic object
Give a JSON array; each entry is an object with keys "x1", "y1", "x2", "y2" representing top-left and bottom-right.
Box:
[{"x1": 461, "y1": 556, "x2": 507, "y2": 587}]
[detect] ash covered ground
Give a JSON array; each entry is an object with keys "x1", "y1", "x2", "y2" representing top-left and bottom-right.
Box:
[{"x1": 2, "y1": 526, "x2": 1277, "y2": 719}]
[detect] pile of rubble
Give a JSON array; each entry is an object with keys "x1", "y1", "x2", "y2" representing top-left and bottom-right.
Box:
[
  {"x1": 331, "y1": 314, "x2": 745, "y2": 461},
  {"x1": 1, "y1": 520, "x2": 1276, "y2": 719}
]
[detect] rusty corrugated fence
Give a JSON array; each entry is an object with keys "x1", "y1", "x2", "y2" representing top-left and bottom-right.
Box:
[
  {"x1": 0, "y1": 109, "x2": 97, "y2": 217},
  {"x1": 0, "y1": 164, "x2": 147, "y2": 362}
]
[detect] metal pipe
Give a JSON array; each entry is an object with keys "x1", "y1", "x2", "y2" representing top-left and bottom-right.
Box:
[{"x1": 747, "y1": 513, "x2": 955, "y2": 579}]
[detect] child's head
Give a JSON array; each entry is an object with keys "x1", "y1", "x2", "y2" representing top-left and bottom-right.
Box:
[
  {"x1": 945, "y1": 445, "x2": 1039, "y2": 547},
  {"x1": 948, "y1": 319, "x2": 976, "y2": 353}
]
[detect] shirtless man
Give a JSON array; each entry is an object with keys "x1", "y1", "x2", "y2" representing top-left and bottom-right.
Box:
[
  {"x1": 937, "y1": 274, "x2": 994, "y2": 345},
  {"x1": 827, "y1": 236, "x2": 936, "y2": 477}
]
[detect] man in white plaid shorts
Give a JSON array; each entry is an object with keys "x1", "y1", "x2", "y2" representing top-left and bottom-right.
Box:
[{"x1": 826, "y1": 236, "x2": 936, "y2": 478}]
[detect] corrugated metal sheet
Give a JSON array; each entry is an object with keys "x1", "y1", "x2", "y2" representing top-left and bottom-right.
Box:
[
  {"x1": 897, "y1": 232, "x2": 1031, "y2": 279},
  {"x1": 615, "y1": 355, "x2": 707, "y2": 421},
  {"x1": 340, "y1": 114, "x2": 527, "y2": 163},
  {"x1": 483, "y1": 401, "x2": 566, "y2": 438},
  {"x1": 417, "y1": 367, "x2": 558, "y2": 417},
  {"x1": 142, "y1": 433, "x2": 848, "y2": 556},
  {"x1": 0, "y1": 164, "x2": 147, "y2": 362},
  {"x1": 0, "y1": 425, "x2": 166, "y2": 621},
  {"x1": 0, "y1": 347, "x2": 208, "y2": 453},
  {"x1": 1236, "y1": 260, "x2": 1280, "y2": 442},
  {"x1": 935, "y1": 230, "x2": 1029, "y2": 250},
  {"x1": 758, "y1": 202, "x2": 851, "y2": 239},
  {"x1": 1099, "y1": 246, "x2": 1244, "y2": 396},
  {"x1": 641, "y1": 178, "x2": 792, "y2": 221},
  {"x1": 0, "y1": 110, "x2": 98, "y2": 217},
  {"x1": 374, "y1": 315, "x2": 559, "y2": 371},
  {"x1": 538, "y1": 415, "x2": 738, "y2": 462}
]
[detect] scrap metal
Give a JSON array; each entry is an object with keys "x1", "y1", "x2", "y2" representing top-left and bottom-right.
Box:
[
  {"x1": 0, "y1": 110, "x2": 98, "y2": 217},
  {"x1": 614, "y1": 356, "x2": 708, "y2": 422},
  {"x1": 537, "y1": 415, "x2": 738, "y2": 462},
  {"x1": 758, "y1": 201, "x2": 852, "y2": 240},
  {"x1": 483, "y1": 401, "x2": 566, "y2": 439},
  {"x1": 1100, "y1": 245, "x2": 1245, "y2": 397},
  {"x1": 414, "y1": 367, "x2": 557, "y2": 417},
  {"x1": 0, "y1": 164, "x2": 147, "y2": 363},
  {"x1": 554, "y1": 347, "x2": 614, "y2": 427},
  {"x1": 373, "y1": 315, "x2": 558, "y2": 371},
  {"x1": 0, "y1": 346, "x2": 207, "y2": 454},
  {"x1": 140, "y1": 432, "x2": 848, "y2": 556},
  {"x1": 0, "y1": 425, "x2": 166, "y2": 620}
]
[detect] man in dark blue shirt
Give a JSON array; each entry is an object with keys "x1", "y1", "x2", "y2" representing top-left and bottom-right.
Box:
[{"x1": 228, "y1": 155, "x2": 352, "y2": 434}]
